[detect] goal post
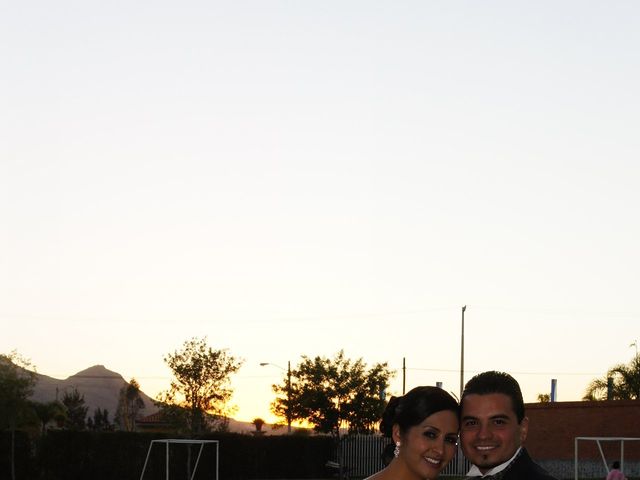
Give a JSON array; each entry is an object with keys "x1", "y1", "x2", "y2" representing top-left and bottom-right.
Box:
[
  {"x1": 139, "y1": 439, "x2": 219, "y2": 480},
  {"x1": 574, "y1": 437, "x2": 640, "y2": 480}
]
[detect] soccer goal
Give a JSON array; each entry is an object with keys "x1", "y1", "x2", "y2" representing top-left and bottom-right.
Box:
[
  {"x1": 574, "y1": 437, "x2": 640, "y2": 480},
  {"x1": 139, "y1": 439, "x2": 219, "y2": 480}
]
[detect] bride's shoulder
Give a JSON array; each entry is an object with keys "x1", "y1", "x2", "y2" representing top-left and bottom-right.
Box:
[{"x1": 364, "y1": 469, "x2": 388, "y2": 480}]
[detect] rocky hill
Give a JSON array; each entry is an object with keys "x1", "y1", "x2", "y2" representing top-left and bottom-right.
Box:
[
  {"x1": 29, "y1": 364, "x2": 265, "y2": 433},
  {"x1": 30, "y1": 364, "x2": 157, "y2": 420}
]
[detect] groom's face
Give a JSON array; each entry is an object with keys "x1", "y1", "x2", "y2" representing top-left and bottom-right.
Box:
[{"x1": 460, "y1": 393, "x2": 528, "y2": 474}]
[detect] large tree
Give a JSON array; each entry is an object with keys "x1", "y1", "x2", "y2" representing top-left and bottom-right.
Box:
[
  {"x1": 271, "y1": 350, "x2": 392, "y2": 435},
  {"x1": 583, "y1": 354, "x2": 640, "y2": 400},
  {"x1": 115, "y1": 378, "x2": 145, "y2": 431},
  {"x1": 0, "y1": 351, "x2": 37, "y2": 480},
  {"x1": 157, "y1": 337, "x2": 243, "y2": 435}
]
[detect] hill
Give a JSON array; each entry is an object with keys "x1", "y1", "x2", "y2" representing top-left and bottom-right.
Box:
[
  {"x1": 30, "y1": 364, "x2": 157, "y2": 421},
  {"x1": 29, "y1": 365, "x2": 267, "y2": 434}
]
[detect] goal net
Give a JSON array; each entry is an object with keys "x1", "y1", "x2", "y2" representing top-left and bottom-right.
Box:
[
  {"x1": 574, "y1": 437, "x2": 640, "y2": 480},
  {"x1": 139, "y1": 439, "x2": 219, "y2": 480}
]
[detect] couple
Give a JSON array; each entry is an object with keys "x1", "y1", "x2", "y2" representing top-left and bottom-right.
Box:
[{"x1": 368, "y1": 371, "x2": 557, "y2": 480}]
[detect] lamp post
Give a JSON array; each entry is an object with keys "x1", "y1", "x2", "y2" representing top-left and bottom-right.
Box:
[
  {"x1": 460, "y1": 305, "x2": 466, "y2": 400},
  {"x1": 260, "y1": 361, "x2": 291, "y2": 433},
  {"x1": 457, "y1": 305, "x2": 467, "y2": 476}
]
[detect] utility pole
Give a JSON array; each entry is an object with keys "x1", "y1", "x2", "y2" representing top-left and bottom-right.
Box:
[
  {"x1": 286, "y1": 360, "x2": 291, "y2": 433},
  {"x1": 457, "y1": 305, "x2": 467, "y2": 477},
  {"x1": 260, "y1": 361, "x2": 292, "y2": 433},
  {"x1": 460, "y1": 305, "x2": 466, "y2": 400},
  {"x1": 402, "y1": 357, "x2": 406, "y2": 394}
]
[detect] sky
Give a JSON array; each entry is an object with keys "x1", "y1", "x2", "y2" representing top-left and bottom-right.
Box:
[{"x1": 1, "y1": 1, "x2": 639, "y2": 424}]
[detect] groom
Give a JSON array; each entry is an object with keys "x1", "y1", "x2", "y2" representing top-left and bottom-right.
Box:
[{"x1": 460, "y1": 371, "x2": 557, "y2": 480}]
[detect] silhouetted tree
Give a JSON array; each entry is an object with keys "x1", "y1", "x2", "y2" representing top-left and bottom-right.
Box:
[
  {"x1": 584, "y1": 354, "x2": 640, "y2": 400},
  {"x1": 87, "y1": 407, "x2": 112, "y2": 431},
  {"x1": 31, "y1": 400, "x2": 66, "y2": 434},
  {"x1": 115, "y1": 378, "x2": 145, "y2": 431},
  {"x1": 157, "y1": 336, "x2": 243, "y2": 435},
  {"x1": 271, "y1": 350, "x2": 392, "y2": 436},
  {"x1": 252, "y1": 417, "x2": 265, "y2": 431},
  {"x1": 61, "y1": 388, "x2": 88, "y2": 430},
  {"x1": 0, "y1": 351, "x2": 37, "y2": 480},
  {"x1": 251, "y1": 417, "x2": 266, "y2": 435}
]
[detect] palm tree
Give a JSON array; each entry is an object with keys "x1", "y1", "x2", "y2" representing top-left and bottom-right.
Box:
[
  {"x1": 252, "y1": 417, "x2": 266, "y2": 432},
  {"x1": 31, "y1": 400, "x2": 66, "y2": 434},
  {"x1": 537, "y1": 393, "x2": 550, "y2": 403},
  {"x1": 583, "y1": 354, "x2": 640, "y2": 400}
]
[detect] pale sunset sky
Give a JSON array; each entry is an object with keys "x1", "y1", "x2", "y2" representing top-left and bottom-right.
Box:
[{"x1": 1, "y1": 1, "x2": 639, "y2": 424}]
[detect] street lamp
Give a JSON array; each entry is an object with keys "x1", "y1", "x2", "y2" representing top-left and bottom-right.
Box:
[
  {"x1": 260, "y1": 361, "x2": 292, "y2": 433},
  {"x1": 458, "y1": 305, "x2": 467, "y2": 476}
]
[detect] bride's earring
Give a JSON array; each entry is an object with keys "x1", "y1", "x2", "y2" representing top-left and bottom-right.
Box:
[{"x1": 393, "y1": 441, "x2": 401, "y2": 458}]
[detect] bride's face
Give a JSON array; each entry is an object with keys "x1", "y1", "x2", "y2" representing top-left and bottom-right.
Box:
[{"x1": 393, "y1": 409, "x2": 459, "y2": 480}]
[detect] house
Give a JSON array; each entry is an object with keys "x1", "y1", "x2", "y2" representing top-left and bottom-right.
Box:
[{"x1": 136, "y1": 411, "x2": 173, "y2": 433}]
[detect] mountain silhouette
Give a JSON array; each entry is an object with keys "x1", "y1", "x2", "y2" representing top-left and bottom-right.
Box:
[
  {"x1": 29, "y1": 364, "x2": 284, "y2": 434},
  {"x1": 30, "y1": 364, "x2": 157, "y2": 421}
]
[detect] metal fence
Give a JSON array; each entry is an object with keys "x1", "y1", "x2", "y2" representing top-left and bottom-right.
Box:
[{"x1": 334, "y1": 434, "x2": 470, "y2": 478}]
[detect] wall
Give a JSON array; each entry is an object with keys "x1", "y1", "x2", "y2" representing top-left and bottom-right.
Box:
[{"x1": 524, "y1": 400, "x2": 640, "y2": 479}]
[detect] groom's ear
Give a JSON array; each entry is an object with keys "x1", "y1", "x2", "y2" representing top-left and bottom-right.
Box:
[{"x1": 519, "y1": 416, "x2": 529, "y2": 444}]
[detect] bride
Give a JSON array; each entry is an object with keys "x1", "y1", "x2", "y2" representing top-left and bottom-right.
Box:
[{"x1": 366, "y1": 386, "x2": 459, "y2": 480}]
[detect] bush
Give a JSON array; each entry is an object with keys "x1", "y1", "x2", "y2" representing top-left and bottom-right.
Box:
[
  {"x1": 0, "y1": 430, "x2": 32, "y2": 480},
  {"x1": 32, "y1": 430, "x2": 334, "y2": 480}
]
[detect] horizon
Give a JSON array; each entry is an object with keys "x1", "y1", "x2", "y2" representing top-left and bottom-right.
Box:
[
  {"x1": 2, "y1": 1, "x2": 639, "y2": 425},
  {"x1": 22, "y1": 346, "x2": 638, "y2": 425}
]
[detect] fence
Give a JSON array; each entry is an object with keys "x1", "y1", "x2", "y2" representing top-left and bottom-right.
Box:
[{"x1": 335, "y1": 434, "x2": 470, "y2": 478}]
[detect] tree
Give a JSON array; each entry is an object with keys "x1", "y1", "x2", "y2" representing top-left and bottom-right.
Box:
[
  {"x1": 537, "y1": 393, "x2": 550, "y2": 403},
  {"x1": 87, "y1": 407, "x2": 112, "y2": 431},
  {"x1": 271, "y1": 350, "x2": 393, "y2": 435},
  {"x1": 31, "y1": 400, "x2": 66, "y2": 435},
  {"x1": 157, "y1": 337, "x2": 243, "y2": 435},
  {"x1": 115, "y1": 378, "x2": 145, "y2": 431},
  {"x1": 583, "y1": 354, "x2": 640, "y2": 400},
  {"x1": 0, "y1": 351, "x2": 37, "y2": 480},
  {"x1": 251, "y1": 417, "x2": 266, "y2": 435},
  {"x1": 61, "y1": 387, "x2": 88, "y2": 430}
]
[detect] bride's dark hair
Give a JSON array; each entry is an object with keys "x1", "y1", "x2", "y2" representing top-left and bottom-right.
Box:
[{"x1": 380, "y1": 386, "x2": 458, "y2": 437}]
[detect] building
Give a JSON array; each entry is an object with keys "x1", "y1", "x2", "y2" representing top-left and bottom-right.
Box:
[{"x1": 525, "y1": 400, "x2": 640, "y2": 478}]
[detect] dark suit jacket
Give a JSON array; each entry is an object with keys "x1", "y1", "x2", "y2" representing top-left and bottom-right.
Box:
[{"x1": 502, "y1": 448, "x2": 558, "y2": 480}]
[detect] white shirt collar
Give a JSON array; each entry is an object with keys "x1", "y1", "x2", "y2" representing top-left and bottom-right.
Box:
[{"x1": 466, "y1": 447, "x2": 523, "y2": 477}]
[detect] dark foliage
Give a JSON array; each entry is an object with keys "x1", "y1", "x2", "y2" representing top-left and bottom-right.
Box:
[
  {"x1": 10, "y1": 429, "x2": 333, "y2": 480},
  {"x1": 0, "y1": 431, "x2": 33, "y2": 480}
]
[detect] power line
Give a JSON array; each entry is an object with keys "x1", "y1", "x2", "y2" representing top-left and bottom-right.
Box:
[{"x1": 405, "y1": 367, "x2": 602, "y2": 376}]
